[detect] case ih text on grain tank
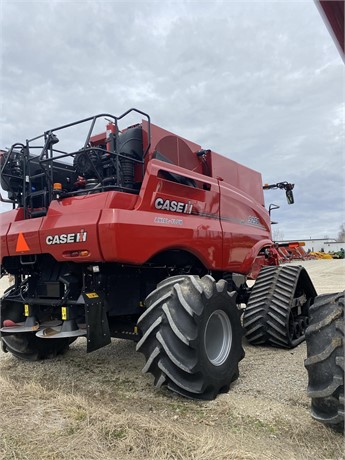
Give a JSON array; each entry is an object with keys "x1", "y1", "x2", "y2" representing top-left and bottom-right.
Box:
[{"x1": 0, "y1": 109, "x2": 343, "y2": 428}]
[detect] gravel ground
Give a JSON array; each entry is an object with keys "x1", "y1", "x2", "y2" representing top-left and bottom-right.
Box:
[
  {"x1": 290, "y1": 259, "x2": 345, "y2": 295},
  {"x1": 236, "y1": 260, "x2": 345, "y2": 403}
]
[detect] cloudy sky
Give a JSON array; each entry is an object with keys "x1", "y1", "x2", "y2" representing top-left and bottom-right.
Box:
[{"x1": 1, "y1": 0, "x2": 344, "y2": 240}]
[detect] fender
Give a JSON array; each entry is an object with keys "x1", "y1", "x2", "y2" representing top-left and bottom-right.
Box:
[{"x1": 238, "y1": 239, "x2": 276, "y2": 275}]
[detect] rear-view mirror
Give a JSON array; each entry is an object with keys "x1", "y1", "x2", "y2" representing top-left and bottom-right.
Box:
[{"x1": 286, "y1": 189, "x2": 294, "y2": 205}]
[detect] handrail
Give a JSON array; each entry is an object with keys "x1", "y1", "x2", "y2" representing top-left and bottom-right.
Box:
[{"x1": 1, "y1": 109, "x2": 151, "y2": 218}]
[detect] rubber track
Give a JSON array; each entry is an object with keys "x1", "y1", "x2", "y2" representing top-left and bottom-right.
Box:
[
  {"x1": 243, "y1": 265, "x2": 306, "y2": 348},
  {"x1": 305, "y1": 292, "x2": 344, "y2": 430},
  {"x1": 136, "y1": 275, "x2": 244, "y2": 400}
]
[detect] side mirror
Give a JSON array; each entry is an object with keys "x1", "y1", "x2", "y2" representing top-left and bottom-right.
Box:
[{"x1": 286, "y1": 189, "x2": 294, "y2": 205}]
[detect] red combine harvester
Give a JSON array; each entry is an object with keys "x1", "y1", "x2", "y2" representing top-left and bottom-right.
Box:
[{"x1": 0, "y1": 110, "x2": 341, "y2": 421}]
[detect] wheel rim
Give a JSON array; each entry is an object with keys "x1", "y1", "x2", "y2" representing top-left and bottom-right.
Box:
[{"x1": 204, "y1": 309, "x2": 232, "y2": 366}]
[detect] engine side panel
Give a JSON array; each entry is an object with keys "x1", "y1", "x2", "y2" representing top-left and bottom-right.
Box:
[{"x1": 98, "y1": 160, "x2": 223, "y2": 269}]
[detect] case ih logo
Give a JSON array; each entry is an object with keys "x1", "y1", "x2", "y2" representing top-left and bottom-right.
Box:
[
  {"x1": 155, "y1": 197, "x2": 193, "y2": 214},
  {"x1": 46, "y1": 230, "x2": 87, "y2": 245}
]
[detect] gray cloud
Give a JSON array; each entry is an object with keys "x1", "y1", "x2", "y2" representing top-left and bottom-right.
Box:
[{"x1": 1, "y1": 0, "x2": 344, "y2": 238}]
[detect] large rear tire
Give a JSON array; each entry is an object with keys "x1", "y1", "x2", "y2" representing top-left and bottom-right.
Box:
[
  {"x1": 136, "y1": 275, "x2": 245, "y2": 400},
  {"x1": 304, "y1": 292, "x2": 344, "y2": 431},
  {"x1": 243, "y1": 265, "x2": 316, "y2": 348}
]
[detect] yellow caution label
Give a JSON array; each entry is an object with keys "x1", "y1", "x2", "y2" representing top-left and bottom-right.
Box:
[
  {"x1": 24, "y1": 304, "x2": 29, "y2": 317},
  {"x1": 61, "y1": 307, "x2": 67, "y2": 320},
  {"x1": 86, "y1": 292, "x2": 99, "y2": 298}
]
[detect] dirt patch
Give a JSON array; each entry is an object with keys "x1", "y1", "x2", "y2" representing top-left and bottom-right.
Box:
[{"x1": 0, "y1": 261, "x2": 344, "y2": 459}]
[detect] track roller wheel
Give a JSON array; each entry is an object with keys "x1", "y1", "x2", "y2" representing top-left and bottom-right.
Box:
[
  {"x1": 136, "y1": 275, "x2": 245, "y2": 400},
  {"x1": 304, "y1": 292, "x2": 344, "y2": 431},
  {"x1": 243, "y1": 265, "x2": 317, "y2": 348},
  {"x1": 0, "y1": 298, "x2": 74, "y2": 361}
]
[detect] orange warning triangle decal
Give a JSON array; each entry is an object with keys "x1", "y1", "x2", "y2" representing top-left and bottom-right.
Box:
[{"x1": 16, "y1": 233, "x2": 30, "y2": 252}]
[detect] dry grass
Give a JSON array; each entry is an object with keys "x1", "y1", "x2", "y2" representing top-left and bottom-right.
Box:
[
  {"x1": 0, "y1": 374, "x2": 262, "y2": 460},
  {"x1": 0, "y1": 340, "x2": 344, "y2": 460}
]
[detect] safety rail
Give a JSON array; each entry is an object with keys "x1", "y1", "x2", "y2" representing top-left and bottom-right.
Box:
[{"x1": 0, "y1": 109, "x2": 151, "y2": 219}]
